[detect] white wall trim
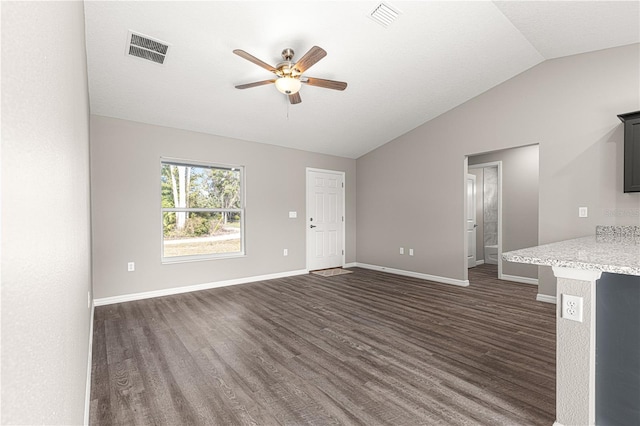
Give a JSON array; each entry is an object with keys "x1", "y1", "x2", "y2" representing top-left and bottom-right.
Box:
[
  {"x1": 501, "y1": 273, "x2": 539, "y2": 286},
  {"x1": 355, "y1": 263, "x2": 469, "y2": 287},
  {"x1": 94, "y1": 269, "x2": 308, "y2": 306},
  {"x1": 536, "y1": 294, "x2": 557, "y2": 304},
  {"x1": 84, "y1": 301, "x2": 95, "y2": 425}
]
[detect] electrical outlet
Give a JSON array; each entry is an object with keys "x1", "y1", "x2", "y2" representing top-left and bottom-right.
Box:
[
  {"x1": 561, "y1": 294, "x2": 583, "y2": 322},
  {"x1": 283, "y1": 248, "x2": 288, "y2": 256},
  {"x1": 400, "y1": 247, "x2": 404, "y2": 255},
  {"x1": 409, "y1": 249, "x2": 414, "y2": 256},
  {"x1": 127, "y1": 262, "x2": 135, "y2": 272}
]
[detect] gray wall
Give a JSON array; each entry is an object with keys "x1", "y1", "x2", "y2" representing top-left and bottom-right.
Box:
[
  {"x1": 356, "y1": 44, "x2": 640, "y2": 297},
  {"x1": 90, "y1": 116, "x2": 356, "y2": 299},
  {"x1": 469, "y1": 145, "x2": 540, "y2": 279},
  {"x1": 1, "y1": 2, "x2": 92, "y2": 424}
]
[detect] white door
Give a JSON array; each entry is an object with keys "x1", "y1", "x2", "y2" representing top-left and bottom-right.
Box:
[
  {"x1": 466, "y1": 174, "x2": 477, "y2": 268},
  {"x1": 306, "y1": 169, "x2": 344, "y2": 271}
]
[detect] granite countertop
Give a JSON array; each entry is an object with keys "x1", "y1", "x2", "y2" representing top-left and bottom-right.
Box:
[{"x1": 503, "y1": 226, "x2": 640, "y2": 276}]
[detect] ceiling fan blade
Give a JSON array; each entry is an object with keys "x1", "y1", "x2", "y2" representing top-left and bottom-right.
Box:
[
  {"x1": 293, "y1": 46, "x2": 326, "y2": 73},
  {"x1": 235, "y1": 80, "x2": 276, "y2": 89},
  {"x1": 303, "y1": 77, "x2": 347, "y2": 91},
  {"x1": 288, "y1": 92, "x2": 302, "y2": 104},
  {"x1": 233, "y1": 49, "x2": 277, "y2": 73}
]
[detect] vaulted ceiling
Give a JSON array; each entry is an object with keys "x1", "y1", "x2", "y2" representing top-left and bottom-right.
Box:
[{"x1": 84, "y1": 1, "x2": 640, "y2": 158}]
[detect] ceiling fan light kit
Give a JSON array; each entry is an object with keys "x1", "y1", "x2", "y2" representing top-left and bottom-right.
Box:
[
  {"x1": 275, "y1": 76, "x2": 301, "y2": 95},
  {"x1": 233, "y1": 46, "x2": 347, "y2": 104}
]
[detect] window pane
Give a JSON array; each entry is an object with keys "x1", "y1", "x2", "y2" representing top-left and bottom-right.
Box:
[
  {"x1": 192, "y1": 167, "x2": 241, "y2": 209},
  {"x1": 161, "y1": 163, "x2": 177, "y2": 208},
  {"x1": 163, "y1": 211, "x2": 242, "y2": 258},
  {"x1": 161, "y1": 163, "x2": 241, "y2": 209}
]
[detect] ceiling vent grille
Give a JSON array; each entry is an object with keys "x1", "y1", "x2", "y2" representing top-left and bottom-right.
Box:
[
  {"x1": 369, "y1": 2, "x2": 401, "y2": 27},
  {"x1": 126, "y1": 31, "x2": 170, "y2": 65}
]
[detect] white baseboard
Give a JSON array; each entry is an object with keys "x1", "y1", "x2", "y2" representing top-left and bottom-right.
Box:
[
  {"x1": 500, "y1": 273, "x2": 539, "y2": 286},
  {"x1": 93, "y1": 269, "x2": 309, "y2": 306},
  {"x1": 536, "y1": 294, "x2": 557, "y2": 304},
  {"x1": 84, "y1": 301, "x2": 95, "y2": 425},
  {"x1": 354, "y1": 263, "x2": 469, "y2": 287}
]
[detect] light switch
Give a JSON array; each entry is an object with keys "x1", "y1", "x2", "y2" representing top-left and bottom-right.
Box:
[{"x1": 289, "y1": 211, "x2": 297, "y2": 218}]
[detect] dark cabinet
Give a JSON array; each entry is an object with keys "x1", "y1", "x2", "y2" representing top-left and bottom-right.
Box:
[
  {"x1": 618, "y1": 111, "x2": 640, "y2": 193},
  {"x1": 596, "y1": 273, "x2": 640, "y2": 425},
  {"x1": 618, "y1": 111, "x2": 640, "y2": 192}
]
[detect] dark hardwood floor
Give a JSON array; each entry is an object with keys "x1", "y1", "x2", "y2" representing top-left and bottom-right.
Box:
[{"x1": 90, "y1": 264, "x2": 556, "y2": 425}]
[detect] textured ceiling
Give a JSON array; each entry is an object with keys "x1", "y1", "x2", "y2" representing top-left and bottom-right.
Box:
[{"x1": 84, "y1": 1, "x2": 640, "y2": 159}]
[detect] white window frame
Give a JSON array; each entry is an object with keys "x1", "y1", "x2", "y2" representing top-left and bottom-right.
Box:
[{"x1": 160, "y1": 157, "x2": 245, "y2": 263}]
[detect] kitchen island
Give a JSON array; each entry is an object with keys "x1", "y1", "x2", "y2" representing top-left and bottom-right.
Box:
[{"x1": 503, "y1": 226, "x2": 640, "y2": 426}]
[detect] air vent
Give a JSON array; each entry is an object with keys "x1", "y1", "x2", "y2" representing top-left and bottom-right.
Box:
[
  {"x1": 369, "y1": 2, "x2": 401, "y2": 27},
  {"x1": 126, "y1": 31, "x2": 170, "y2": 65}
]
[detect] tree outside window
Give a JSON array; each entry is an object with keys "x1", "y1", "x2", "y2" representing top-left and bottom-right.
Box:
[{"x1": 161, "y1": 160, "x2": 244, "y2": 261}]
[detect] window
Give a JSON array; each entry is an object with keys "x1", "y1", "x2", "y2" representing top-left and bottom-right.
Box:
[{"x1": 161, "y1": 159, "x2": 244, "y2": 261}]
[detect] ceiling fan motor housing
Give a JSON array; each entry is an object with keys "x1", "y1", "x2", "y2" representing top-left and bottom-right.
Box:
[{"x1": 281, "y1": 48, "x2": 295, "y2": 61}]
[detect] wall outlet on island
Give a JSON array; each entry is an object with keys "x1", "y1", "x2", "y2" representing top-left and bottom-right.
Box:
[{"x1": 561, "y1": 294, "x2": 583, "y2": 322}]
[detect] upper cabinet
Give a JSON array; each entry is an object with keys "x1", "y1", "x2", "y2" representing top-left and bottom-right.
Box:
[{"x1": 618, "y1": 111, "x2": 640, "y2": 193}]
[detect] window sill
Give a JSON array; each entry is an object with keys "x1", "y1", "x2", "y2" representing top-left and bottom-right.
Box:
[{"x1": 161, "y1": 253, "x2": 246, "y2": 264}]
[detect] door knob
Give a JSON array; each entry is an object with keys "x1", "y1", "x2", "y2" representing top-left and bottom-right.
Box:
[{"x1": 310, "y1": 225, "x2": 317, "y2": 228}]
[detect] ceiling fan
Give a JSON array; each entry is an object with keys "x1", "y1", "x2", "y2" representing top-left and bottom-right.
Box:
[{"x1": 233, "y1": 46, "x2": 347, "y2": 105}]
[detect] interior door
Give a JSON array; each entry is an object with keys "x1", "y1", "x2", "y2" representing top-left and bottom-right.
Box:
[
  {"x1": 307, "y1": 169, "x2": 344, "y2": 271},
  {"x1": 466, "y1": 173, "x2": 477, "y2": 268}
]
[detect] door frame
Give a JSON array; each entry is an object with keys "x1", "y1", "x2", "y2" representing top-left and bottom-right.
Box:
[
  {"x1": 466, "y1": 173, "x2": 478, "y2": 268},
  {"x1": 466, "y1": 160, "x2": 503, "y2": 280},
  {"x1": 305, "y1": 167, "x2": 346, "y2": 271}
]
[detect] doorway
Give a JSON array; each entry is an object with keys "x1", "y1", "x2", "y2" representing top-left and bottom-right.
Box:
[
  {"x1": 306, "y1": 168, "x2": 345, "y2": 271},
  {"x1": 468, "y1": 162, "x2": 503, "y2": 278},
  {"x1": 465, "y1": 144, "x2": 540, "y2": 284}
]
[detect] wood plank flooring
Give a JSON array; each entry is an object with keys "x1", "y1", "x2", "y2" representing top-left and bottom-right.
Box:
[{"x1": 90, "y1": 264, "x2": 556, "y2": 425}]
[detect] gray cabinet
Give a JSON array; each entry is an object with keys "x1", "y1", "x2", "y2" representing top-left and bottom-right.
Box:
[
  {"x1": 618, "y1": 111, "x2": 640, "y2": 193},
  {"x1": 596, "y1": 272, "x2": 640, "y2": 426}
]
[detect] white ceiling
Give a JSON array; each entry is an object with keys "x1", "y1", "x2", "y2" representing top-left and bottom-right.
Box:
[{"x1": 84, "y1": 1, "x2": 640, "y2": 159}]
